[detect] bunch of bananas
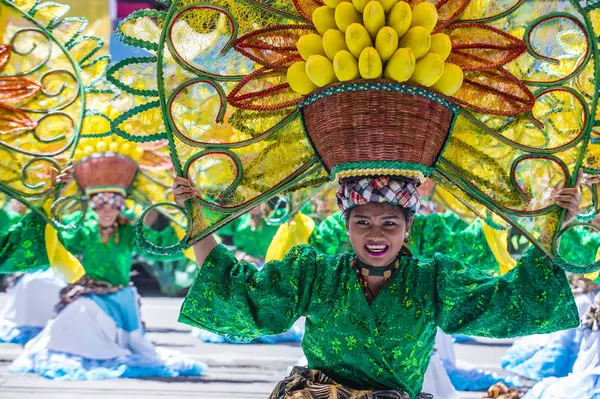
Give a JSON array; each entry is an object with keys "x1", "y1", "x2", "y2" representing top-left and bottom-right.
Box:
[
  {"x1": 73, "y1": 136, "x2": 145, "y2": 162},
  {"x1": 287, "y1": 0, "x2": 463, "y2": 96}
]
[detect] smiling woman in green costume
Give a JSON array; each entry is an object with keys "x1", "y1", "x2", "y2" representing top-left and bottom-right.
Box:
[{"x1": 174, "y1": 174, "x2": 579, "y2": 399}]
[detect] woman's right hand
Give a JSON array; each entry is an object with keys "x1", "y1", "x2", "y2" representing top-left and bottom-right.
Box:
[
  {"x1": 53, "y1": 164, "x2": 74, "y2": 187},
  {"x1": 173, "y1": 176, "x2": 199, "y2": 209},
  {"x1": 172, "y1": 176, "x2": 219, "y2": 268}
]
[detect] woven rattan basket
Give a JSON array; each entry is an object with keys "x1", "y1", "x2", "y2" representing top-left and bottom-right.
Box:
[
  {"x1": 300, "y1": 81, "x2": 456, "y2": 182},
  {"x1": 74, "y1": 153, "x2": 138, "y2": 196}
]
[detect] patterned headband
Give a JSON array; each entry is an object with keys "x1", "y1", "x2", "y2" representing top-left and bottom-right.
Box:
[
  {"x1": 336, "y1": 176, "x2": 421, "y2": 215},
  {"x1": 88, "y1": 192, "x2": 126, "y2": 212}
]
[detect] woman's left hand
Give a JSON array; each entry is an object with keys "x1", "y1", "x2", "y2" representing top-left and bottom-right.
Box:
[{"x1": 555, "y1": 168, "x2": 583, "y2": 226}]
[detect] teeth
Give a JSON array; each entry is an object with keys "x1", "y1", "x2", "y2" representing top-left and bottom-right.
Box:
[{"x1": 367, "y1": 245, "x2": 387, "y2": 251}]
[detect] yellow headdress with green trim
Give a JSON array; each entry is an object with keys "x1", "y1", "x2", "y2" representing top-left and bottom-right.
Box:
[
  {"x1": 0, "y1": 0, "x2": 125, "y2": 282},
  {"x1": 112, "y1": 0, "x2": 600, "y2": 273},
  {"x1": 0, "y1": 0, "x2": 118, "y2": 219}
]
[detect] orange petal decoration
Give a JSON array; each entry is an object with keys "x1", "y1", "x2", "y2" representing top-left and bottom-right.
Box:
[
  {"x1": 405, "y1": 0, "x2": 472, "y2": 29},
  {"x1": 139, "y1": 151, "x2": 173, "y2": 171},
  {"x1": 0, "y1": 77, "x2": 42, "y2": 103},
  {"x1": 448, "y1": 23, "x2": 526, "y2": 71},
  {"x1": 293, "y1": 0, "x2": 324, "y2": 21},
  {"x1": 0, "y1": 45, "x2": 11, "y2": 71},
  {"x1": 0, "y1": 103, "x2": 37, "y2": 135},
  {"x1": 228, "y1": 68, "x2": 303, "y2": 111},
  {"x1": 435, "y1": 0, "x2": 472, "y2": 30},
  {"x1": 452, "y1": 68, "x2": 535, "y2": 116},
  {"x1": 139, "y1": 140, "x2": 170, "y2": 152},
  {"x1": 233, "y1": 24, "x2": 315, "y2": 68}
]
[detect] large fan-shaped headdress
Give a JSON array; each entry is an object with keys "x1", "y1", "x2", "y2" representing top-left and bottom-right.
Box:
[
  {"x1": 111, "y1": 0, "x2": 600, "y2": 272},
  {"x1": 0, "y1": 0, "x2": 118, "y2": 223}
]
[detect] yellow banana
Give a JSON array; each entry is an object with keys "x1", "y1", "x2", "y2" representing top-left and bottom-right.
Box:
[
  {"x1": 346, "y1": 23, "x2": 373, "y2": 58},
  {"x1": 359, "y1": 47, "x2": 383, "y2": 79},
  {"x1": 287, "y1": 61, "x2": 318, "y2": 94},
  {"x1": 384, "y1": 47, "x2": 415, "y2": 82},
  {"x1": 333, "y1": 50, "x2": 360, "y2": 81},
  {"x1": 375, "y1": 26, "x2": 399, "y2": 62},
  {"x1": 306, "y1": 55, "x2": 338, "y2": 87}
]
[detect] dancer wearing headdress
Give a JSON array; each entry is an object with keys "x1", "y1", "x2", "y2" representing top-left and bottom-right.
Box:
[
  {"x1": 112, "y1": 0, "x2": 600, "y2": 396},
  {"x1": 2, "y1": 137, "x2": 207, "y2": 380},
  {"x1": 0, "y1": 0, "x2": 110, "y2": 346}
]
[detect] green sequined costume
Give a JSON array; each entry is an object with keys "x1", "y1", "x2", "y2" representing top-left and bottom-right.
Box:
[
  {"x1": 558, "y1": 227, "x2": 600, "y2": 268},
  {"x1": 180, "y1": 243, "x2": 577, "y2": 398},
  {"x1": 0, "y1": 211, "x2": 178, "y2": 284},
  {"x1": 0, "y1": 207, "x2": 24, "y2": 231},
  {"x1": 57, "y1": 212, "x2": 179, "y2": 286},
  {"x1": 0, "y1": 212, "x2": 50, "y2": 274}
]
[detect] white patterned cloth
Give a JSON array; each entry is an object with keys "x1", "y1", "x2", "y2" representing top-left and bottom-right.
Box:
[{"x1": 336, "y1": 176, "x2": 421, "y2": 214}]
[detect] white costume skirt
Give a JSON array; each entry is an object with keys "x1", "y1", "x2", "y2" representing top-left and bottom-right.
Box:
[
  {"x1": 10, "y1": 286, "x2": 207, "y2": 380},
  {"x1": 436, "y1": 329, "x2": 520, "y2": 392},
  {"x1": 194, "y1": 317, "x2": 305, "y2": 344},
  {"x1": 0, "y1": 269, "x2": 64, "y2": 344}
]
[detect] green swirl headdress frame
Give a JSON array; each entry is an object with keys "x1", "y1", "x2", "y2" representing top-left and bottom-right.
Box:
[
  {"x1": 112, "y1": 0, "x2": 600, "y2": 273},
  {"x1": 0, "y1": 0, "x2": 118, "y2": 228}
]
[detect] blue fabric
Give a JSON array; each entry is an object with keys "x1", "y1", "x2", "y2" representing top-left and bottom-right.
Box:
[
  {"x1": 9, "y1": 348, "x2": 207, "y2": 380},
  {"x1": 523, "y1": 367, "x2": 600, "y2": 399},
  {"x1": 453, "y1": 334, "x2": 475, "y2": 343},
  {"x1": 501, "y1": 328, "x2": 580, "y2": 381},
  {"x1": 443, "y1": 359, "x2": 521, "y2": 391},
  {"x1": 198, "y1": 328, "x2": 304, "y2": 344},
  {"x1": 109, "y1": 32, "x2": 152, "y2": 63},
  {"x1": 0, "y1": 323, "x2": 42, "y2": 345},
  {"x1": 86, "y1": 287, "x2": 140, "y2": 333},
  {"x1": 8, "y1": 285, "x2": 207, "y2": 381}
]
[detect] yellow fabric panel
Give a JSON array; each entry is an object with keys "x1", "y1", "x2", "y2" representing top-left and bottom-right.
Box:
[
  {"x1": 482, "y1": 221, "x2": 516, "y2": 275},
  {"x1": 265, "y1": 213, "x2": 316, "y2": 262},
  {"x1": 433, "y1": 185, "x2": 480, "y2": 223},
  {"x1": 585, "y1": 248, "x2": 600, "y2": 280},
  {"x1": 44, "y1": 223, "x2": 85, "y2": 283},
  {"x1": 174, "y1": 223, "x2": 196, "y2": 261}
]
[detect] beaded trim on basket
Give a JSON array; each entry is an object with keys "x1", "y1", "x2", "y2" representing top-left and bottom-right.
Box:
[
  {"x1": 332, "y1": 161, "x2": 435, "y2": 184},
  {"x1": 298, "y1": 81, "x2": 460, "y2": 113}
]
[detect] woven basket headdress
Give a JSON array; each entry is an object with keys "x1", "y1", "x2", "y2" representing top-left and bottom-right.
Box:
[
  {"x1": 67, "y1": 127, "x2": 175, "y2": 205},
  {"x1": 110, "y1": 0, "x2": 600, "y2": 272}
]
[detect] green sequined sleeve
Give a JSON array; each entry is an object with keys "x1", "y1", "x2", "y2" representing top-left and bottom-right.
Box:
[
  {"x1": 409, "y1": 213, "x2": 499, "y2": 274},
  {"x1": 179, "y1": 244, "x2": 318, "y2": 340},
  {"x1": 309, "y1": 212, "x2": 350, "y2": 255},
  {"x1": 57, "y1": 211, "x2": 89, "y2": 255},
  {"x1": 0, "y1": 212, "x2": 50, "y2": 273},
  {"x1": 435, "y1": 246, "x2": 578, "y2": 337}
]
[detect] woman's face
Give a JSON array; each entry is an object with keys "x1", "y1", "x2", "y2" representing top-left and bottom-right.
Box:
[
  {"x1": 95, "y1": 203, "x2": 120, "y2": 228},
  {"x1": 347, "y1": 202, "x2": 411, "y2": 267}
]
